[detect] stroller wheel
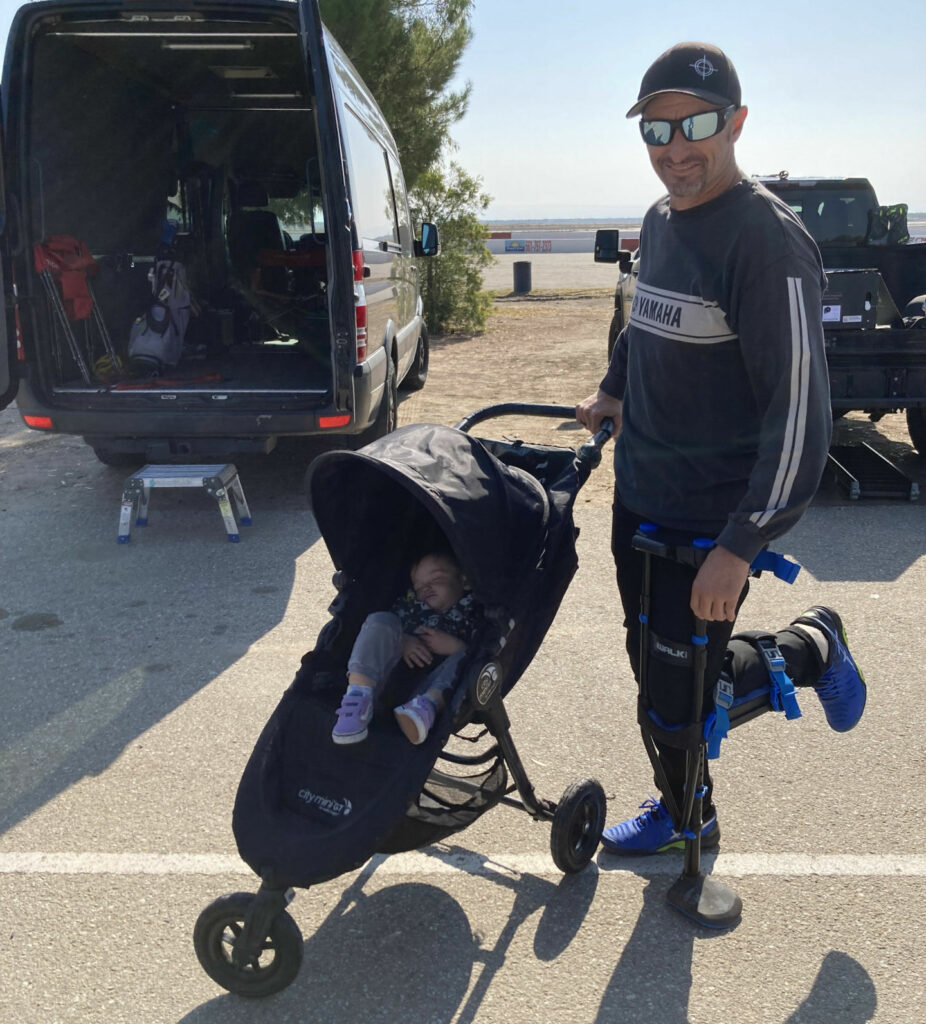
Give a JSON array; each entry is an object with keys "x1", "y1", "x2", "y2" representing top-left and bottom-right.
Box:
[
  {"x1": 193, "y1": 892, "x2": 303, "y2": 997},
  {"x1": 550, "y1": 778, "x2": 606, "y2": 873}
]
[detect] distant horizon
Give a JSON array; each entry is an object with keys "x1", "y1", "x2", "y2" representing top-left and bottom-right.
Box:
[{"x1": 482, "y1": 213, "x2": 926, "y2": 225}]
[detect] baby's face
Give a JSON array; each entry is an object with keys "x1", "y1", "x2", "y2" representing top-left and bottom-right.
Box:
[{"x1": 411, "y1": 555, "x2": 465, "y2": 613}]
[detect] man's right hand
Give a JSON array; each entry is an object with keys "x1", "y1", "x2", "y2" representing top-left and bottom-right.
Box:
[{"x1": 576, "y1": 390, "x2": 623, "y2": 435}]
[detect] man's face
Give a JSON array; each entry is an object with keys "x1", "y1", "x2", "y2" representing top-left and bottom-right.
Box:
[
  {"x1": 411, "y1": 555, "x2": 465, "y2": 613},
  {"x1": 642, "y1": 93, "x2": 747, "y2": 209}
]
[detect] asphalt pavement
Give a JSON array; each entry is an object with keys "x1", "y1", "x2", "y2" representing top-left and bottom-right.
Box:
[{"x1": 1, "y1": 381, "x2": 925, "y2": 1022}]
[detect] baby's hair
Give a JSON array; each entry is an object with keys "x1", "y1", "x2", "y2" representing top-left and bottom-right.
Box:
[{"x1": 410, "y1": 549, "x2": 460, "y2": 574}]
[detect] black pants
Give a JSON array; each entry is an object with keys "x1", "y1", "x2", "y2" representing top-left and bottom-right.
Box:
[{"x1": 611, "y1": 498, "x2": 825, "y2": 818}]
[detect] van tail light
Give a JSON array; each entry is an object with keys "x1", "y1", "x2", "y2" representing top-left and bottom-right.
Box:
[
  {"x1": 353, "y1": 250, "x2": 367, "y2": 362},
  {"x1": 319, "y1": 414, "x2": 351, "y2": 429},
  {"x1": 23, "y1": 415, "x2": 53, "y2": 430}
]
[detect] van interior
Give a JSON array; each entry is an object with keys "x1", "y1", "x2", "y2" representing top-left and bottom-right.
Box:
[{"x1": 21, "y1": 8, "x2": 337, "y2": 402}]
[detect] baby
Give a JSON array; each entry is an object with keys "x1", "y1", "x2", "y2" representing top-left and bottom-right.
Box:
[{"x1": 332, "y1": 551, "x2": 479, "y2": 745}]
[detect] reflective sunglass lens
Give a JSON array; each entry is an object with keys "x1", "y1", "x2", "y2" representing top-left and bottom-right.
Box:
[
  {"x1": 641, "y1": 121, "x2": 671, "y2": 145},
  {"x1": 684, "y1": 111, "x2": 721, "y2": 141}
]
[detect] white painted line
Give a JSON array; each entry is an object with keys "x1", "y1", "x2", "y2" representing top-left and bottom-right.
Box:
[{"x1": 1, "y1": 851, "x2": 924, "y2": 878}]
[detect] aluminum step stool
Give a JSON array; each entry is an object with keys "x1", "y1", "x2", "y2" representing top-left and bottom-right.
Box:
[{"x1": 118, "y1": 464, "x2": 252, "y2": 543}]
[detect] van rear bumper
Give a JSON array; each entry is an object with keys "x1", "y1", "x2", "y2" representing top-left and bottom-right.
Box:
[{"x1": 14, "y1": 377, "x2": 368, "y2": 451}]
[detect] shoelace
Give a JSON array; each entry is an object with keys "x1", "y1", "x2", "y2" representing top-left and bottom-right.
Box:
[{"x1": 633, "y1": 796, "x2": 664, "y2": 825}]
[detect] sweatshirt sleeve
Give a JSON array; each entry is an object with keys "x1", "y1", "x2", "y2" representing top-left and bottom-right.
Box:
[{"x1": 716, "y1": 238, "x2": 832, "y2": 563}]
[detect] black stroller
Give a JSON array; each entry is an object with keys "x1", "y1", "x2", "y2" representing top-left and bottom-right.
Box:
[{"x1": 194, "y1": 404, "x2": 614, "y2": 997}]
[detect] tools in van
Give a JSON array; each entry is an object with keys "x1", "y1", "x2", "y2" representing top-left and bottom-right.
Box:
[
  {"x1": 33, "y1": 235, "x2": 120, "y2": 384},
  {"x1": 127, "y1": 221, "x2": 196, "y2": 376}
]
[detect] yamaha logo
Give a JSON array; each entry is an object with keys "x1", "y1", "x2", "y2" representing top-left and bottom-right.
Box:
[{"x1": 474, "y1": 662, "x2": 501, "y2": 706}]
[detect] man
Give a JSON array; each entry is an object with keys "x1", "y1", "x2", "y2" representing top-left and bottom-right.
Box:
[{"x1": 576, "y1": 42, "x2": 866, "y2": 854}]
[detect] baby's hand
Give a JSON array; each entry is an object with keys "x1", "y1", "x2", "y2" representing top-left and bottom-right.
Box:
[
  {"x1": 402, "y1": 633, "x2": 433, "y2": 668},
  {"x1": 418, "y1": 628, "x2": 465, "y2": 656}
]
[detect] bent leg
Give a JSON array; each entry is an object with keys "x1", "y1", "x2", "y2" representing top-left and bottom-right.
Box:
[{"x1": 346, "y1": 611, "x2": 405, "y2": 693}]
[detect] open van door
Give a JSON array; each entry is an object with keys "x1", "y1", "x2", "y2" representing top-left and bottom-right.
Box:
[
  {"x1": 297, "y1": 0, "x2": 355, "y2": 415},
  {"x1": 0, "y1": 139, "x2": 13, "y2": 412}
]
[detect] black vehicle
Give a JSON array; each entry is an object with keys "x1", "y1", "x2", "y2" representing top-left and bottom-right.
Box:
[
  {"x1": 592, "y1": 175, "x2": 926, "y2": 452},
  {"x1": 0, "y1": 0, "x2": 438, "y2": 463},
  {"x1": 193, "y1": 405, "x2": 613, "y2": 997},
  {"x1": 759, "y1": 174, "x2": 926, "y2": 451}
]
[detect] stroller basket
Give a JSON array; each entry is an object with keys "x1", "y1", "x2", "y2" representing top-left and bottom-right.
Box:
[{"x1": 377, "y1": 753, "x2": 509, "y2": 854}]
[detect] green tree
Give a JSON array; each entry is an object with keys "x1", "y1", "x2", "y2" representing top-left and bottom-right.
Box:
[
  {"x1": 318, "y1": 0, "x2": 472, "y2": 189},
  {"x1": 413, "y1": 162, "x2": 493, "y2": 334}
]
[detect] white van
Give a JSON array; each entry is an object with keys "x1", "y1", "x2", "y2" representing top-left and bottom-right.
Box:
[{"x1": 0, "y1": 0, "x2": 438, "y2": 463}]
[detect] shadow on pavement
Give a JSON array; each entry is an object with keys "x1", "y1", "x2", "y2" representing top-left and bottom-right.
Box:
[
  {"x1": 0, "y1": 428, "x2": 331, "y2": 836},
  {"x1": 181, "y1": 845, "x2": 598, "y2": 1023}
]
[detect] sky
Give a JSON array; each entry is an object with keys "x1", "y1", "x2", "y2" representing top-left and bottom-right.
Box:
[
  {"x1": 0, "y1": 0, "x2": 923, "y2": 220},
  {"x1": 448, "y1": 0, "x2": 926, "y2": 219}
]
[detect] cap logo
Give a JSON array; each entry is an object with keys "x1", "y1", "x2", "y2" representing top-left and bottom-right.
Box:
[{"x1": 690, "y1": 55, "x2": 717, "y2": 80}]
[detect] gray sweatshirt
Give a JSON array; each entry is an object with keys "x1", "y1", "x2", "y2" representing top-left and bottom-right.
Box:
[{"x1": 601, "y1": 178, "x2": 831, "y2": 564}]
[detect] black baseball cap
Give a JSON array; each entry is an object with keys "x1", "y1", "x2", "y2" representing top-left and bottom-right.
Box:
[{"x1": 626, "y1": 42, "x2": 741, "y2": 118}]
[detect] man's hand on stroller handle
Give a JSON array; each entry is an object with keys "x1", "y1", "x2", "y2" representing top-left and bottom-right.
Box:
[{"x1": 576, "y1": 390, "x2": 623, "y2": 436}]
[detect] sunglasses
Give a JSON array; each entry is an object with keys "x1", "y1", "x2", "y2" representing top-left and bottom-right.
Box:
[{"x1": 639, "y1": 104, "x2": 737, "y2": 146}]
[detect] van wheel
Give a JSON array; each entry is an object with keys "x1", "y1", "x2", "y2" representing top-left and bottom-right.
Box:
[
  {"x1": 353, "y1": 357, "x2": 398, "y2": 448},
  {"x1": 400, "y1": 326, "x2": 429, "y2": 392},
  {"x1": 91, "y1": 446, "x2": 143, "y2": 468},
  {"x1": 906, "y1": 406, "x2": 926, "y2": 454}
]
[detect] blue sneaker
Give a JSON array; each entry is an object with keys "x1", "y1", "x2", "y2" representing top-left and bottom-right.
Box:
[
  {"x1": 332, "y1": 686, "x2": 373, "y2": 744},
  {"x1": 793, "y1": 606, "x2": 866, "y2": 732},
  {"x1": 600, "y1": 797, "x2": 720, "y2": 855}
]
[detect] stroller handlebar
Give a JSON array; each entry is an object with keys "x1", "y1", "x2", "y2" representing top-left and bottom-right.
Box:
[
  {"x1": 454, "y1": 402, "x2": 614, "y2": 477},
  {"x1": 455, "y1": 402, "x2": 578, "y2": 433}
]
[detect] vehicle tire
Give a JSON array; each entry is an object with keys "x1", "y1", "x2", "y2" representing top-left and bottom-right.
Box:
[
  {"x1": 906, "y1": 405, "x2": 926, "y2": 454},
  {"x1": 91, "y1": 446, "x2": 143, "y2": 468},
  {"x1": 606, "y1": 306, "x2": 624, "y2": 362},
  {"x1": 400, "y1": 326, "x2": 429, "y2": 392},
  {"x1": 353, "y1": 356, "x2": 398, "y2": 448},
  {"x1": 193, "y1": 892, "x2": 303, "y2": 998},
  {"x1": 550, "y1": 777, "x2": 606, "y2": 873}
]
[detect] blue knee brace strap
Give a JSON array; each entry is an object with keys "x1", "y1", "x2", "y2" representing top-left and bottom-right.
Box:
[{"x1": 704, "y1": 636, "x2": 801, "y2": 759}]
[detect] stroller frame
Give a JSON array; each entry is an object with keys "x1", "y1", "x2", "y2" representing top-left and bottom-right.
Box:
[{"x1": 194, "y1": 403, "x2": 616, "y2": 998}]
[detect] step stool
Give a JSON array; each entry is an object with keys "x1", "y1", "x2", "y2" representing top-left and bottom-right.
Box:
[{"x1": 118, "y1": 464, "x2": 253, "y2": 543}]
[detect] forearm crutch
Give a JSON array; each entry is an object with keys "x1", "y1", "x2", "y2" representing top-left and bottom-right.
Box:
[{"x1": 633, "y1": 526, "x2": 742, "y2": 929}]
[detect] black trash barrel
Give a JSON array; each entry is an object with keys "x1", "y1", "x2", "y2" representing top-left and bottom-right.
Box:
[{"x1": 513, "y1": 260, "x2": 532, "y2": 294}]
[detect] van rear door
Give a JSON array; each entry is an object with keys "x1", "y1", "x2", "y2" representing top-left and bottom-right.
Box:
[
  {"x1": 297, "y1": 0, "x2": 354, "y2": 415},
  {"x1": 0, "y1": 136, "x2": 12, "y2": 412}
]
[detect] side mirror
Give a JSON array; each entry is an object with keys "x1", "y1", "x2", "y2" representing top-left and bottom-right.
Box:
[
  {"x1": 618, "y1": 253, "x2": 634, "y2": 274},
  {"x1": 414, "y1": 221, "x2": 440, "y2": 257},
  {"x1": 594, "y1": 229, "x2": 631, "y2": 266}
]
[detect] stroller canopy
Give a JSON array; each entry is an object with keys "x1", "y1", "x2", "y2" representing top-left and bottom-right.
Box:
[{"x1": 307, "y1": 424, "x2": 551, "y2": 612}]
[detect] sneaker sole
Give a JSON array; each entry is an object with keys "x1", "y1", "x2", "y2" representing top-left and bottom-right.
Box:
[
  {"x1": 331, "y1": 727, "x2": 369, "y2": 745},
  {"x1": 601, "y1": 821, "x2": 720, "y2": 856},
  {"x1": 795, "y1": 607, "x2": 867, "y2": 684},
  {"x1": 394, "y1": 708, "x2": 427, "y2": 744}
]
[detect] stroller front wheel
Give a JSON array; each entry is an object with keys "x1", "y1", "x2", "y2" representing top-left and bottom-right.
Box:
[
  {"x1": 550, "y1": 778, "x2": 606, "y2": 873},
  {"x1": 193, "y1": 892, "x2": 303, "y2": 997}
]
